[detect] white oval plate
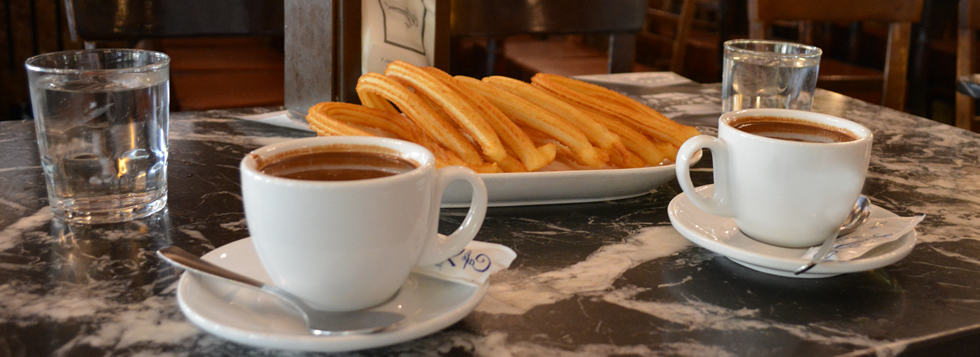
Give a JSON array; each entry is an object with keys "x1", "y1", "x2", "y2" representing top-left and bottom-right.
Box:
[
  {"x1": 443, "y1": 151, "x2": 701, "y2": 207},
  {"x1": 176, "y1": 238, "x2": 489, "y2": 352},
  {"x1": 667, "y1": 185, "x2": 917, "y2": 278}
]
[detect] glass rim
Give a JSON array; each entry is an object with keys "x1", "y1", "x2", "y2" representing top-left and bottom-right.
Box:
[
  {"x1": 723, "y1": 39, "x2": 822, "y2": 58},
  {"x1": 24, "y1": 49, "x2": 170, "y2": 75}
]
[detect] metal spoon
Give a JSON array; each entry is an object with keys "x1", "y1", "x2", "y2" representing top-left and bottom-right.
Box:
[
  {"x1": 157, "y1": 246, "x2": 404, "y2": 335},
  {"x1": 794, "y1": 195, "x2": 872, "y2": 275}
]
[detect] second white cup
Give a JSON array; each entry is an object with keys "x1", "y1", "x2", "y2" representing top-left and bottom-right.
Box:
[
  {"x1": 240, "y1": 136, "x2": 488, "y2": 311},
  {"x1": 675, "y1": 108, "x2": 872, "y2": 248}
]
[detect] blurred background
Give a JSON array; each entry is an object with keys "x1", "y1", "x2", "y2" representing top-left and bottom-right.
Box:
[{"x1": 0, "y1": 0, "x2": 969, "y2": 129}]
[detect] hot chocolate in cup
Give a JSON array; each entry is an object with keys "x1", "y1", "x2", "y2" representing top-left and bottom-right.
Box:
[
  {"x1": 675, "y1": 108, "x2": 873, "y2": 248},
  {"x1": 240, "y1": 136, "x2": 488, "y2": 311}
]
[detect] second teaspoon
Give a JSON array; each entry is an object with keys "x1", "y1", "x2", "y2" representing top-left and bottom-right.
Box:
[{"x1": 794, "y1": 195, "x2": 872, "y2": 275}]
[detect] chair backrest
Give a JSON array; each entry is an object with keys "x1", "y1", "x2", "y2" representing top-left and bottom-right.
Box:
[
  {"x1": 956, "y1": 0, "x2": 980, "y2": 130},
  {"x1": 747, "y1": 0, "x2": 925, "y2": 111},
  {"x1": 449, "y1": 0, "x2": 647, "y2": 73},
  {"x1": 65, "y1": 0, "x2": 284, "y2": 44},
  {"x1": 643, "y1": 0, "x2": 699, "y2": 75}
]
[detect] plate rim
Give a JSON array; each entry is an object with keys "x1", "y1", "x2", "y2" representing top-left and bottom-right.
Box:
[{"x1": 442, "y1": 150, "x2": 701, "y2": 208}]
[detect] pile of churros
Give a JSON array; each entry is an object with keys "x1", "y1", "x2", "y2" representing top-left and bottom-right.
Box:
[{"x1": 307, "y1": 60, "x2": 700, "y2": 173}]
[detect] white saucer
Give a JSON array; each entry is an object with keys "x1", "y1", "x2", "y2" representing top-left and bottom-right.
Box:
[
  {"x1": 667, "y1": 185, "x2": 917, "y2": 278},
  {"x1": 176, "y1": 238, "x2": 489, "y2": 352}
]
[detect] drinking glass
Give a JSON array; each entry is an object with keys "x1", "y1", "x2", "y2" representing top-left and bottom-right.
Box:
[
  {"x1": 26, "y1": 49, "x2": 170, "y2": 224},
  {"x1": 721, "y1": 39, "x2": 822, "y2": 113}
]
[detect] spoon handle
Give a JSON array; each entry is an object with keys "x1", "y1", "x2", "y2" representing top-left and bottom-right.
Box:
[
  {"x1": 157, "y1": 246, "x2": 406, "y2": 335},
  {"x1": 794, "y1": 195, "x2": 872, "y2": 275},
  {"x1": 157, "y1": 246, "x2": 267, "y2": 288},
  {"x1": 794, "y1": 232, "x2": 838, "y2": 275}
]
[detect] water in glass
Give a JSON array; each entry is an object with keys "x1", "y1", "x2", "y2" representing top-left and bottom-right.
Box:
[
  {"x1": 31, "y1": 71, "x2": 169, "y2": 223},
  {"x1": 722, "y1": 42, "x2": 820, "y2": 113}
]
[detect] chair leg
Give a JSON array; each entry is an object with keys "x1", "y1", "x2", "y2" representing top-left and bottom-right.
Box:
[
  {"x1": 955, "y1": 92, "x2": 976, "y2": 130},
  {"x1": 670, "y1": 0, "x2": 696, "y2": 74},
  {"x1": 485, "y1": 38, "x2": 499, "y2": 77},
  {"x1": 956, "y1": 26, "x2": 976, "y2": 130},
  {"x1": 608, "y1": 33, "x2": 637, "y2": 73},
  {"x1": 882, "y1": 22, "x2": 912, "y2": 111}
]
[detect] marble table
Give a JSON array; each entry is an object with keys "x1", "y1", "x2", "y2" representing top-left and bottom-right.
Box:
[{"x1": 2, "y1": 74, "x2": 979, "y2": 356}]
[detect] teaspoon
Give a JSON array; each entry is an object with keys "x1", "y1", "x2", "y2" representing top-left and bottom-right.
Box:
[
  {"x1": 157, "y1": 246, "x2": 405, "y2": 335},
  {"x1": 794, "y1": 195, "x2": 871, "y2": 275}
]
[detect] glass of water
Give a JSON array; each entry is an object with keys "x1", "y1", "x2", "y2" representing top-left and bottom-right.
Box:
[
  {"x1": 721, "y1": 40, "x2": 822, "y2": 113},
  {"x1": 25, "y1": 49, "x2": 170, "y2": 224}
]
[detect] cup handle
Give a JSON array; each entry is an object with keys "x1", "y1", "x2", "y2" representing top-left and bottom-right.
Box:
[
  {"x1": 416, "y1": 166, "x2": 489, "y2": 266},
  {"x1": 675, "y1": 135, "x2": 735, "y2": 217}
]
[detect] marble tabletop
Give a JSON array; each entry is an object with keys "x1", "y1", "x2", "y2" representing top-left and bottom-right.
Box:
[{"x1": 2, "y1": 74, "x2": 980, "y2": 356}]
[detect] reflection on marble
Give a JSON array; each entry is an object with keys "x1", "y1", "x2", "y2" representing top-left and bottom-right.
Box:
[{"x1": 2, "y1": 84, "x2": 980, "y2": 356}]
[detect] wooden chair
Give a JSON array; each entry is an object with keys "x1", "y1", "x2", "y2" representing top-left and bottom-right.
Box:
[
  {"x1": 64, "y1": 0, "x2": 285, "y2": 111},
  {"x1": 747, "y1": 0, "x2": 925, "y2": 111},
  {"x1": 641, "y1": 0, "x2": 699, "y2": 73},
  {"x1": 642, "y1": 0, "x2": 741, "y2": 83},
  {"x1": 956, "y1": 0, "x2": 980, "y2": 131},
  {"x1": 449, "y1": 0, "x2": 654, "y2": 79},
  {"x1": 1, "y1": 0, "x2": 83, "y2": 121}
]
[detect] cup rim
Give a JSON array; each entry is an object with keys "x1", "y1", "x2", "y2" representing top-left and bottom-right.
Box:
[
  {"x1": 24, "y1": 49, "x2": 171, "y2": 75},
  {"x1": 240, "y1": 136, "x2": 435, "y2": 186},
  {"x1": 723, "y1": 39, "x2": 822, "y2": 59},
  {"x1": 719, "y1": 108, "x2": 872, "y2": 145}
]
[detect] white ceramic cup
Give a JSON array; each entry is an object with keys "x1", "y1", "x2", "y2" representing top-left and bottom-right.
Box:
[
  {"x1": 240, "y1": 136, "x2": 488, "y2": 311},
  {"x1": 675, "y1": 108, "x2": 872, "y2": 248}
]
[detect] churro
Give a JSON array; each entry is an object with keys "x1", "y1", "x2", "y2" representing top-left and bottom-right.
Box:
[
  {"x1": 307, "y1": 102, "x2": 501, "y2": 173},
  {"x1": 531, "y1": 73, "x2": 700, "y2": 147},
  {"x1": 420, "y1": 67, "x2": 556, "y2": 172},
  {"x1": 385, "y1": 61, "x2": 506, "y2": 163},
  {"x1": 483, "y1": 76, "x2": 630, "y2": 156},
  {"x1": 356, "y1": 72, "x2": 484, "y2": 166},
  {"x1": 455, "y1": 75, "x2": 608, "y2": 168},
  {"x1": 309, "y1": 61, "x2": 695, "y2": 172}
]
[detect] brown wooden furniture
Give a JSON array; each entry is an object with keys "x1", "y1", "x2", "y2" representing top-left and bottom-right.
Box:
[
  {"x1": 0, "y1": 0, "x2": 83, "y2": 121},
  {"x1": 956, "y1": 0, "x2": 980, "y2": 130},
  {"x1": 747, "y1": 0, "x2": 925, "y2": 111},
  {"x1": 449, "y1": 0, "x2": 652, "y2": 80},
  {"x1": 284, "y1": 1, "x2": 452, "y2": 112},
  {"x1": 637, "y1": 0, "x2": 721, "y2": 82},
  {"x1": 64, "y1": 0, "x2": 285, "y2": 111}
]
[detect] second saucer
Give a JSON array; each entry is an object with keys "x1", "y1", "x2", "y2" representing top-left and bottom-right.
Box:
[{"x1": 667, "y1": 185, "x2": 916, "y2": 278}]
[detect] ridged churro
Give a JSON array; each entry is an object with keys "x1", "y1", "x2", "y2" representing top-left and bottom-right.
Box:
[
  {"x1": 420, "y1": 67, "x2": 556, "y2": 172},
  {"x1": 531, "y1": 73, "x2": 700, "y2": 148},
  {"x1": 356, "y1": 72, "x2": 484, "y2": 166},
  {"x1": 385, "y1": 61, "x2": 507, "y2": 163},
  {"x1": 455, "y1": 75, "x2": 608, "y2": 168}
]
